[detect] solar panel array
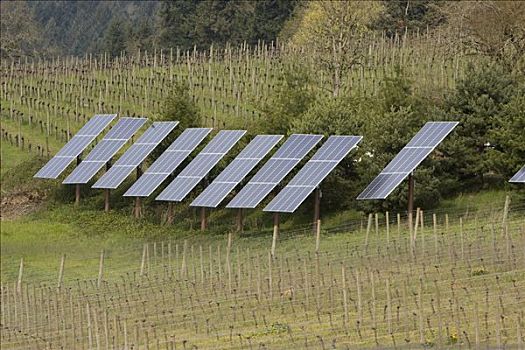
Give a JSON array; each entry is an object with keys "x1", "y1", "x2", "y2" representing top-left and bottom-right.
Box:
[
  {"x1": 123, "y1": 128, "x2": 212, "y2": 197},
  {"x1": 63, "y1": 117, "x2": 147, "y2": 184},
  {"x1": 34, "y1": 114, "x2": 117, "y2": 179},
  {"x1": 264, "y1": 135, "x2": 362, "y2": 213},
  {"x1": 92, "y1": 121, "x2": 178, "y2": 189},
  {"x1": 156, "y1": 130, "x2": 246, "y2": 201},
  {"x1": 226, "y1": 134, "x2": 323, "y2": 209},
  {"x1": 509, "y1": 166, "x2": 525, "y2": 183},
  {"x1": 357, "y1": 121, "x2": 458, "y2": 200},
  {"x1": 191, "y1": 135, "x2": 283, "y2": 208}
]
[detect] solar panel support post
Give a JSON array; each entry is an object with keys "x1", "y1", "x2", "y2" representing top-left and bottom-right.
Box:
[
  {"x1": 104, "y1": 161, "x2": 112, "y2": 212},
  {"x1": 408, "y1": 173, "x2": 414, "y2": 216},
  {"x1": 104, "y1": 189, "x2": 110, "y2": 212},
  {"x1": 313, "y1": 187, "x2": 321, "y2": 233},
  {"x1": 271, "y1": 213, "x2": 280, "y2": 258},
  {"x1": 166, "y1": 203, "x2": 174, "y2": 225},
  {"x1": 134, "y1": 165, "x2": 143, "y2": 218},
  {"x1": 236, "y1": 208, "x2": 244, "y2": 233},
  {"x1": 75, "y1": 155, "x2": 82, "y2": 206},
  {"x1": 134, "y1": 197, "x2": 142, "y2": 219},
  {"x1": 200, "y1": 207, "x2": 207, "y2": 231}
]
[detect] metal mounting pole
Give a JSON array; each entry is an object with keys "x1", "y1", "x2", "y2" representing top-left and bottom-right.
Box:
[
  {"x1": 75, "y1": 155, "x2": 81, "y2": 206},
  {"x1": 134, "y1": 165, "x2": 143, "y2": 218},
  {"x1": 104, "y1": 189, "x2": 110, "y2": 212},
  {"x1": 200, "y1": 207, "x2": 207, "y2": 231},
  {"x1": 271, "y1": 212, "x2": 280, "y2": 257},
  {"x1": 313, "y1": 187, "x2": 321, "y2": 233},
  {"x1": 408, "y1": 173, "x2": 414, "y2": 216},
  {"x1": 104, "y1": 160, "x2": 112, "y2": 212},
  {"x1": 134, "y1": 197, "x2": 142, "y2": 218},
  {"x1": 408, "y1": 173, "x2": 415, "y2": 241},
  {"x1": 236, "y1": 208, "x2": 244, "y2": 233},
  {"x1": 167, "y1": 202, "x2": 174, "y2": 225}
]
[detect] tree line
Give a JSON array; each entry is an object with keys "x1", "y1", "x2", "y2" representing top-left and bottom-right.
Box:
[{"x1": 2, "y1": 0, "x2": 455, "y2": 59}]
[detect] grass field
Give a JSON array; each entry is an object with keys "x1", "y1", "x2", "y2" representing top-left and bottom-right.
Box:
[{"x1": 1, "y1": 196, "x2": 524, "y2": 349}]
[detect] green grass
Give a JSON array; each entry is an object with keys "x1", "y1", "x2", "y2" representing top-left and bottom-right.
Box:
[
  {"x1": 1, "y1": 197, "x2": 523, "y2": 349},
  {"x1": 0, "y1": 141, "x2": 34, "y2": 176},
  {"x1": 1, "y1": 186, "x2": 520, "y2": 283}
]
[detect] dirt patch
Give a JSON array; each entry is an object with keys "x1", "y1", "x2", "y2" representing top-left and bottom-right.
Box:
[{"x1": 0, "y1": 189, "x2": 46, "y2": 220}]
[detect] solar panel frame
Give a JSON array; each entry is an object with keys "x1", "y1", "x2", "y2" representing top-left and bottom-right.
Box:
[
  {"x1": 123, "y1": 128, "x2": 213, "y2": 197},
  {"x1": 63, "y1": 117, "x2": 147, "y2": 184},
  {"x1": 264, "y1": 135, "x2": 362, "y2": 213},
  {"x1": 156, "y1": 130, "x2": 247, "y2": 202},
  {"x1": 191, "y1": 135, "x2": 283, "y2": 208},
  {"x1": 226, "y1": 134, "x2": 323, "y2": 209},
  {"x1": 92, "y1": 122, "x2": 178, "y2": 189},
  {"x1": 357, "y1": 121, "x2": 458, "y2": 200},
  {"x1": 34, "y1": 114, "x2": 117, "y2": 179},
  {"x1": 509, "y1": 165, "x2": 525, "y2": 183}
]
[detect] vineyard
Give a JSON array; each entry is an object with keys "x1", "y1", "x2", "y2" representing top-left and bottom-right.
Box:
[
  {"x1": 0, "y1": 32, "x2": 472, "y2": 159},
  {"x1": 1, "y1": 199, "x2": 524, "y2": 349},
  {"x1": 1, "y1": 22, "x2": 525, "y2": 349}
]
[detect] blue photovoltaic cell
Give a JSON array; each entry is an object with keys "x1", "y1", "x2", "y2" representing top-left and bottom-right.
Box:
[
  {"x1": 250, "y1": 159, "x2": 299, "y2": 183},
  {"x1": 34, "y1": 114, "x2": 116, "y2": 179},
  {"x1": 227, "y1": 134, "x2": 323, "y2": 209},
  {"x1": 228, "y1": 183, "x2": 277, "y2": 208},
  {"x1": 63, "y1": 117, "x2": 147, "y2": 184},
  {"x1": 146, "y1": 152, "x2": 190, "y2": 173},
  {"x1": 93, "y1": 122, "x2": 178, "y2": 189},
  {"x1": 406, "y1": 122, "x2": 459, "y2": 148},
  {"x1": 214, "y1": 159, "x2": 261, "y2": 183},
  {"x1": 357, "y1": 121, "x2": 458, "y2": 200},
  {"x1": 509, "y1": 166, "x2": 525, "y2": 183},
  {"x1": 356, "y1": 173, "x2": 407, "y2": 200},
  {"x1": 191, "y1": 135, "x2": 282, "y2": 207},
  {"x1": 178, "y1": 154, "x2": 226, "y2": 177},
  {"x1": 264, "y1": 186, "x2": 316, "y2": 213},
  {"x1": 125, "y1": 173, "x2": 169, "y2": 197},
  {"x1": 382, "y1": 147, "x2": 433, "y2": 173},
  {"x1": 264, "y1": 135, "x2": 362, "y2": 213},
  {"x1": 92, "y1": 166, "x2": 135, "y2": 189},
  {"x1": 55, "y1": 136, "x2": 94, "y2": 157},
  {"x1": 104, "y1": 118, "x2": 147, "y2": 140},
  {"x1": 85, "y1": 140, "x2": 126, "y2": 161},
  {"x1": 123, "y1": 128, "x2": 212, "y2": 197},
  {"x1": 156, "y1": 130, "x2": 246, "y2": 201}
]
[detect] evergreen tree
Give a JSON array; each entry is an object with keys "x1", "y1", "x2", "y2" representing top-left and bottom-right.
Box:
[
  {"x1": 441, "y1": 63, "x2": 517, "y2": 188},
  {"x1": 374, "y1": 0, "x2": 445, "y2": 36},
  {"x1": 103, "y1": 19, "x2": 126, "y2": 57},
  {"x1": 158, "y1": 0, "x2": 200, "y2": 50}
]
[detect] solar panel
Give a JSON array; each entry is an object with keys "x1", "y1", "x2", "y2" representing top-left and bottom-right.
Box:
[
  {"x1": 62, "y1": 117, "x2": 147, "y2": 184},
  {"x1": 226, "y1": 134, "x2": 323, "y2": 209},
  {"x1": 509, "y1": 165, "x2": 525, "y2": 183},
  {"x1": 92, "y1": 122, "x2": 178, "y2": 189},
  {"x1": 191, "y1": 135, "x2": 283, "y2": 207},
  {"x1": 34, "y1": 114, "x2": 116, "y2": 178},
  {"x1": 357, "y1": 121, "x2": 458, "y2": 200},
  {"x1": 264, "y1": 135, "x2": 362, "y2": 213},
  {"x1": 124, "y1": 128, "x2": 212, "y2": 197},
  {"x1": 156, "y1": 130, "x2": 246, "y2": 201}
]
